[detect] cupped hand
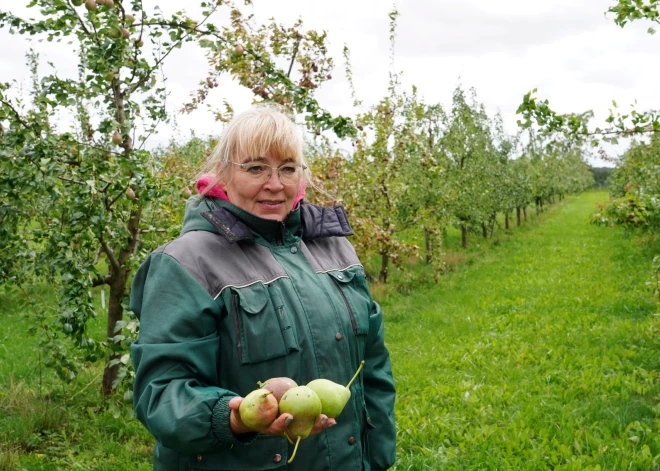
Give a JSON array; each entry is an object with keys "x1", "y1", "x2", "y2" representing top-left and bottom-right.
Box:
[{"x1": 228, "y1": 396, "x2": 336, "y2": 438}]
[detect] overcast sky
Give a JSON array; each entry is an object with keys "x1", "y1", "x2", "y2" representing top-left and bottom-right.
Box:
[{"x1": 1, "y1": 0, "x2": 659, "y2": 167}]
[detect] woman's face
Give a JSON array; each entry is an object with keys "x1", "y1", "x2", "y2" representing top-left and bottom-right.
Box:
[{"x1": 220, "y1": 151, "x2": 300, "y2": 222}]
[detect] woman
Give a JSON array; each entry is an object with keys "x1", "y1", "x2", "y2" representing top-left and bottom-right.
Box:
[{"x1": 130, "y1": 106, "x2": 396, "y2": 470}]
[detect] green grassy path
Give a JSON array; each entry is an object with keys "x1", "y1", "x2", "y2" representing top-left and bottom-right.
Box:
[{"x1": 383, "y1": 192, "x2": 660, "y2": 470}]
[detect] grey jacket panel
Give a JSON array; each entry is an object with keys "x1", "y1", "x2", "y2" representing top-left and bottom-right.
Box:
[
  {"x1": 155, "y1": 231, "x2": 288, "y2": 298},
  {"x1": 301, "y1": 237, "x2": 362, "y2": 273}
]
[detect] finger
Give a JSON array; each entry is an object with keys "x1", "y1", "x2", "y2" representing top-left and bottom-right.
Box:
[
  {"x1": 322, "y1": 418, "x2": 337, "y2": 429},
  {"x1": 309, "y1": 414, "x2": 336, "y2": 436},
  {"x1": 227, "y1": 396, "x2": 243, "y2": 410},
  {"x1": 263, "y1": 413, "x2": 293, "y2": 435},
  {"x1": 229, "y1": 407, "x2": 251, "y2": 435}
]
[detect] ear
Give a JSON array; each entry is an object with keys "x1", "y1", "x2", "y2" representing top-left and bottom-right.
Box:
[{"x1": 215, "y1": 166, "x2": 231, "y2": 192}]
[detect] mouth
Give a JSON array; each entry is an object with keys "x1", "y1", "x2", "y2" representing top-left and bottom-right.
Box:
[{"x1": 258, "y1": 200, "x2": 285, "y2": 208}]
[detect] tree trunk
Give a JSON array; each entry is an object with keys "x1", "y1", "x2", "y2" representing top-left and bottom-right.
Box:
[
  {"x1": 102, "y1": 270, "x2": 128, "y2": 397},
  {"x1": 424, "y1": 228, "x2": 432, "y2": 264},
  {"x1": 505, "y1": 212, "x2": 510, "y2": 230},
  {"x1": 523, "y1": 207, "x2": 528, "y2": 221},
  {"x1": 516, "y1": 207, "x2": 521, "y2": 226},
  {"x1": 379, "y1": 253, "x2": 389, "y2": 283},
  {"x1": 461, "y1": 223, "x2": 468, "y2": 249},
  {"x1": 482, "y1": 223, "x2": 488, "y2": 239},
  {"x1": 536, "y1": 197, "x2": 540, "y2": 215},
  {"x1": 100, "y1": 203, "x2": 142, "y2": 397},
  {"x1": 489, "y1": 213, "x2": 496, "y2": 237}
]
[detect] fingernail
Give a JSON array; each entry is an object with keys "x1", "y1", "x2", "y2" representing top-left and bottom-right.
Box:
[
  {"x1": 321, "y1": 417, "x2": 328, "y2": 425},
  {"x1": 329, "y1": 421, "x2": 337, "y2": 427},
  {"x1": 285, "y1": 417, "x2": 293, "y2": 425}
]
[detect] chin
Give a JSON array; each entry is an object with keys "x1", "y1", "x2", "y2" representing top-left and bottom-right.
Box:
[{"x1": 256, "y1": 211, "x2": 287, "y2": 221}]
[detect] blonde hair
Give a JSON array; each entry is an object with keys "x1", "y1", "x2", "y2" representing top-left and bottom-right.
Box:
[{"x1": 199, "y1": 104, "x2": 311, "y2": 196}]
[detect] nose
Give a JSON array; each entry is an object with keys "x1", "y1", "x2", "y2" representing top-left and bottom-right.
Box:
[{"x1": 263, "y1": 168, "x2": 285, "y2": 190}]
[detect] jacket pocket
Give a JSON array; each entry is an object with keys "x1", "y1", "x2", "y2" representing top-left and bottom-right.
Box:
[
  {"x1": 190, "y1": 435, "x2": 288, "y2": 470},
  {"x1": 327, "y1": 268, "x2": 371, "y2": 335},
  {"x1": 231, "y1": 283, "x2": 300, "y2": 365}
]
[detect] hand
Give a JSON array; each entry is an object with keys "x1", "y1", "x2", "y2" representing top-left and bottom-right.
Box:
[{"x1": 228, "y1": 396, "x2": 337, "y2": 438}]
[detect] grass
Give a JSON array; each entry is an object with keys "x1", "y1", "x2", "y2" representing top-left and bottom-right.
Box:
[
  {"x1": 1, "y1": 191, "x2": 658, "y2": 470},
  {"x1": 382, "y1": 191, "x2": 660, "y2": 470},
  {"x1": 0, "y1": 286, "x2": 153, "y2": 470}
]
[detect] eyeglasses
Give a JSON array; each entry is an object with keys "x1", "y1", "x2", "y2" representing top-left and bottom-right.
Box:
[{"x1": 231, "y1": 161, "x2": 307, "y2": 186}]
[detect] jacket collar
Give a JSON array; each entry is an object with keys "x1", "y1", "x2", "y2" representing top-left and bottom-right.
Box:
[
  {"x1": 299, "y1": 202, "x2": 354, "y2": 239},
  {"x1": 201, "y1": 200, "x2": 353, "y2": 244}
]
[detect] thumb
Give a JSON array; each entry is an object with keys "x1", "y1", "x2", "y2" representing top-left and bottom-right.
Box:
[{"x1": 228, "y1": 396, "x2": 243, "y2": 410}]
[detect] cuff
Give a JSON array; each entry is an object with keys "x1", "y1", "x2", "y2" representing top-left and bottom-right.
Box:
[{"x1": 210, "y1": 395, "x2": 258, "y2": 445}]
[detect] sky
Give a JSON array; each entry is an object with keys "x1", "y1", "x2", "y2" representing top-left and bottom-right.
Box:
[{"x1": 1, "y1": 0, "x2": 659, "y2": 167}]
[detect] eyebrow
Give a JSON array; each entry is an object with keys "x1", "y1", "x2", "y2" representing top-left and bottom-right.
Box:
[
  {"x1": 240, "y1": 156, "x2": 268, "y2": 163},
  {"x1": 240, "y1": 156, "x2": 296, "y2": 164}
]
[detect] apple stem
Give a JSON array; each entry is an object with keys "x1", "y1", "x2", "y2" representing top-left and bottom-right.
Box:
[
  {"x1": 346, "y1": 360, "x2": 365, "y2": 389},
  {"x1": 287, "y1": 436, "x2": 302, "y2": 464},
  {"x1": 283, "y1": 431, "x2": 294, "y2": 445}
]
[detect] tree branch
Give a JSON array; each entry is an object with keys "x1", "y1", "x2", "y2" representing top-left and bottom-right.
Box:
[
  {"x1": 0, "y1": 98, "x2": 29, "y2": 128},
  {"x1": 65, "y1": 0, "x2": 94, "y2": 40},
  {"x1": 132, "y1": 21, "x2": 226, "y2": 42},
  {"x1": 577, "y1": 126, "x2": 660, "y2": 138},
  {"x1": 128, "y1": 6, "x2": 222, "y2": 95},
  {"x1": 287, "y1": 37, "x2": 301, "y2": 78},
  {"x1": 57, "y1": 175, "x2": 86, "y2": 185},
  {"x1": 100, "y1": 238, "x2": 121, "y2": 273},
  {"x1": 92, "y1": 276, "x2": 112, "y2": 287},
  {"x1": 127, "y1": 0, "x2": 145, "y2": 86},
  {"x1": 118, "y1": 205, "x2": 144, "y2": 266}
]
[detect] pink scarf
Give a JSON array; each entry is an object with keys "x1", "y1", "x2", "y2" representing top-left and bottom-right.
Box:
[{"x1": 195, "y1": 174, "x2": 307, "y2": 210}]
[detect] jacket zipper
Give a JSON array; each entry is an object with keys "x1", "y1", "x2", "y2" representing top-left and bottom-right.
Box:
[
  {"x1": 231, "y1": 293, "x2": 243, "y2": 363},
  {"x1": 271, "y1": 222, "x2": 285, "y2": 246},
  {"x1": 331, "y1": 277, "x2": 358, "y2": 335}
]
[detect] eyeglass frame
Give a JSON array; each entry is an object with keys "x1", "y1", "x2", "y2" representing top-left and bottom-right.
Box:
[{"x1": 229, "y1": 161, "x2": 307, "y2": 185}]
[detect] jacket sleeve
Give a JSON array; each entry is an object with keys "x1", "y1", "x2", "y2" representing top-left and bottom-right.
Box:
[
  {"x1": 130, "y1": 252, "x2": 255, "y2": 455},
  {"x1": 362, "y1": 299, "x2": 397, "y2": 470}
]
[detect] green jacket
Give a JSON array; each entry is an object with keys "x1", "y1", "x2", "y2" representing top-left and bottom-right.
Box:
[{"x1": 130, "y1": 197, "x2": 396, "y2": 471}]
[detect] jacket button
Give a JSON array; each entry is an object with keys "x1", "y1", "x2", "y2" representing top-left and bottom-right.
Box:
[
  {"x1": 196, "y1": 455, "x2": 203, "y2": 462},
  {"x1": 337, "y1": 274, "x2": 343, "y2": 280},
  {"x1": 273, "y1": 454, "x2": 282, "y2": 463},
  {"x1": 335, "y1": 333, "x2": 343, "y2": 341},
  {"x1": 290, "y1": 246, "x2": 298, "y2": 254},
  {"x1": 367, "y1": 416, "x2": 372, "y2": 425},
  {"x1": 348, "y1": 436, "x2": 356, "y2": 445}
]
